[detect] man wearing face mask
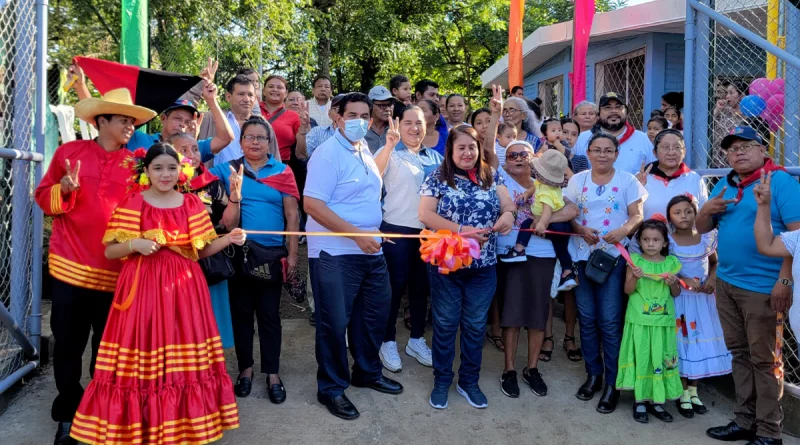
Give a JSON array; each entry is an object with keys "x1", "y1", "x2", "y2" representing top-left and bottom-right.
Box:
[
  {"x1": 574, "y1": 92, "x2": 655, "y2": 174},
  {"x1": 304, "y1": 92, "x2": 402, "y2": 421}
]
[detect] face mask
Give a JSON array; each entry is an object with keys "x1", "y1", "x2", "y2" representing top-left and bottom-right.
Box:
[{"x1": 343, "y1": 118, "x2": 369, "y2": 142}]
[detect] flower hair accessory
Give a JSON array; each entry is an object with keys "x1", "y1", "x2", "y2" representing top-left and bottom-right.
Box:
[
  {"x1": 176, "y1": 152, "x2": 196, "y2": 192},
  {"x1": 123, "y1": 148, "x2": 196, "y2": 192}
]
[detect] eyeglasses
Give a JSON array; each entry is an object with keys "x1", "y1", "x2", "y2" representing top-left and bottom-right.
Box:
[
  {"x1": 502, "y1": 108, "x2": 519, "y2": 115},
  {"x1": 507, "y1": 151, "x2": 530, "y2": 160},
  {"x1": 656, "y1": 145, "x2": 684, "y2": 153},
  {"x1": 725, "y1": 143, "x2": 761, "y2": 154},
  {"x1": 243, "y1": 135, "x2": 269, "y2": 143},
  {"x1": 601, "y1": 105, "x2": 625, "y2": 112},
  {"x1": 587, "y1": 148, "x2": 617, "y2": 156}
]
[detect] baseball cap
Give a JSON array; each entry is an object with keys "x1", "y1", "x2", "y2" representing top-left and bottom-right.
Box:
[
  {"x1": 368, "y1": 86, "x2": 393, "y2": 102},
  {"x1": 721, "y1": 126, "x2": 764, "y2": 149},
  {"x1": 331, "y1": 93, "x2": 347, "y2": 108},
  {"x1": 163, "y1": 99, "x2": 198, "y2": 116},
  {"x1": 598, "y1": 92, "x2": 626, "y2": 108}
]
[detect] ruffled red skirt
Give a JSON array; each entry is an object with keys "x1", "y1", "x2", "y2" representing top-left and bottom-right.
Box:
[{"x1": 70, "y1": 249, "x2": 238, "y2": 445}]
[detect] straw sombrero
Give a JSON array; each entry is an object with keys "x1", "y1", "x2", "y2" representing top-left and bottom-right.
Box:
[{"x1": 74, "y1": 88, "x2": 157, "y2": 127}]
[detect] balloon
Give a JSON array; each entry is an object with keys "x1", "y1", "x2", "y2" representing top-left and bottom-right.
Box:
[
  {"x1": 767, "y1": 78, "x2": 785, "y2": 97},
  {"x1": 749, "y1": 78, "x2": 771, "y2": 99},
  {"x1": 740, "y1": 95, "x2": 767, "y2": 117}
]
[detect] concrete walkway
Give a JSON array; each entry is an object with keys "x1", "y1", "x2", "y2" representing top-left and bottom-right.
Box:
[{"x1": 1, "y1": 319, "x2": 798, "y2": 445}]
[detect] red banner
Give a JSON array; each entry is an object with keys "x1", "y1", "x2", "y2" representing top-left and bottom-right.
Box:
[
  {"x1": 508, "y1": 0, "x2": 524, "y2": 90},
  {"x1": 570, "y1": 0, "x2": 595, "y2": 110}
]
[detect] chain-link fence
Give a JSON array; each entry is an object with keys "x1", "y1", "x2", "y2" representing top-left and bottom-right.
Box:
[
  {"x1": 0, "y1": 0, "x2": 44, "y2": 394},
  {"x1": 594, "y1": 48, "x2": 646, "y2": 130},
  {"x1": 686, "y1": 0, "x2": 800, "y2": 397},
  {"x1": 538, "y1": 76, "x2": 563, "y2": 118}
]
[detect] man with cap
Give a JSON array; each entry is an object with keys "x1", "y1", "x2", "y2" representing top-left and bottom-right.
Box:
[
  {"x1": 127, "y1": 80, "x2": 234, "y2": 162},
  {"x1": 34, "y1": 89, "x2": 156, "y2": 445},
  {"x1": 574, "y1": 92, "x2": 655, "y2": 174},
  {"x1": 365, "y1": 86, "x2": 395, "y2": 154},
  {"x1": 698, "y1": 126, "x2": 800, "y2": 445}
]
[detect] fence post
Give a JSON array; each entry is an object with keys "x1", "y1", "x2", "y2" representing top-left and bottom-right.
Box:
[
  {"x1": 785, "y1": 5, "x2": 800, "y2": 167},
  {"x1": 693, "y1": 1, "x2": 712, "y2": 169},
  {"x1": 32, "y1": 0, "x2": 49, "y2": 354},
  {"x1": 684, "y1": 0, "x2": 696, "y2": 168}
]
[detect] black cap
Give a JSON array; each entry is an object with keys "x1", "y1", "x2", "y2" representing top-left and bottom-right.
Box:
[
  {"x1": 163, "y1": 99, "x2": 198, "y2": 116},
  {"x1": 598, "y1": 92, "x2": 626, "y2": 108}
]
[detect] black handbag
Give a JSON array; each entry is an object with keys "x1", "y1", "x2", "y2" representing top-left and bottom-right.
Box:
[
  {"x1": 199, "y1": 246, "x2": 235, "y2": 285},
  {"x1": 235, "y1": 241, "x2": 287, "y2": 283},
  {"x1": 584, "y1": 248, "x2": 618, "y2": 284}
]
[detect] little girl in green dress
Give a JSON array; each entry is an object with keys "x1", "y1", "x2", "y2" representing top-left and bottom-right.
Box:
[{"x1": 618, "y1": 218, "x2": 684, "y2": 423}]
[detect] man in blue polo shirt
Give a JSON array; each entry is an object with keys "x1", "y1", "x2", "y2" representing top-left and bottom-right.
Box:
[
  {"x1": 304, "y1": 92, "x2": 403, "y2": 421},
  {"x1": 127, "y1": 80, "x2": 233, "y2": 158},
  {"x1": 698, "y1": 126, "x2": 800, "y2": 445}
]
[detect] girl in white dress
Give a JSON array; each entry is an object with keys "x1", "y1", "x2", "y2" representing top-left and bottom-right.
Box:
[{"x1": 667, "y1": 195, "x2": 732, "y2": 419}]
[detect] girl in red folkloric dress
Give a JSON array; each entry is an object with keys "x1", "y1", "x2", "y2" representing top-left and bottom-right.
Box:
[{"x1": 70, "y1": 143, "x2": 246, "y2": 445}]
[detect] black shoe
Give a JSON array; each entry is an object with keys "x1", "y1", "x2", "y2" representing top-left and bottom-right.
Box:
[
  {"x1": 268, "y1": 378, "x2": 286, "y2": 404},
  {"x1": 500, "y1": 370, "x2": 520, "y2": 398},
  {"x1": 351, "y1": 376, "x2": 403, "y2": 395},
  {"x1": 633, "y1": 403, "x2": 649, "y2": 424},
  {"x1": 691, "y1": 396, "x2": 709, "y2": 415},
  {"x1": 234, "y1": 376, "x2": 252, "y2": 397},
  {"x1": 557, "y1": 272, "x2": 578, "y2": 292},
  {"x1": 309, "y1": 312, "x2": 316, "y2": 327},
  {"x1": 746, "y1": 436, "x2": 783, "y2": 445},
  {"x1": 522, "y1": 367, "x2": 548, "y2": 396},
  {"x1": 646, "y1": 403, "x2": 674, "y2": 423},
  {"x1": 54, "y1": 422, "x2": 77, "y2": 445},
  {"x1": 706, "y1": 422, "x2": 757, "y2": 442},
  {"x1": 317, "y1": 392, "x2": 360, "y2": 420},
  {"x1": 596, "y1": 385, "x2": 619, "y2": 414},
  {"x1": 498, "y1": 248, "x2": 527, "y2": 263},
  {"x1": 676, "y1": 399, "x2": 695, "y2": 419},
  {"x1": 575, "y1": 375, "x2": 603, "y2": 401}
]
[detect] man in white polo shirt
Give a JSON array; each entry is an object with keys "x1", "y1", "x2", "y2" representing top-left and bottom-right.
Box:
[
  {"x1": 304, "y1": 92, "x2": 403, "y2": 421},
  {"x1": 574, "y1": 92, "x2": 655, "y2": 174}
]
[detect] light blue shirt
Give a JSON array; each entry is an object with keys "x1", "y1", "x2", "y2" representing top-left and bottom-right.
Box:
[
  {"x1": 213, "y1": 111, "x2": 243, "y2": 166},
  {"x1": 306, "y1": 125, "x2": 336, "y2": 158},
  {"x1": 712, "y1": 169, "x2": 800, "y2": 293},
  {"x1": 127, "y1": 131, "x2": 212, "y2": 157},
  {"x1": 304, "y1": 131, "x2": 383, "y2": 257},
  {"x1": 377, "y1": 142, "x2": 443, "y2": 228}
]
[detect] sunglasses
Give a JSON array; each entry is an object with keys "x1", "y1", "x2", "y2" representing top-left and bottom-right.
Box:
[{"x1": 507, "y1": 151, "x2": 530, "y2": 160}]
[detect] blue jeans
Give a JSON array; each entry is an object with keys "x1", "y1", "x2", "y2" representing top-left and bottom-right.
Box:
[
  {"x1": 310, "y1": 252, "x2": 391, "y2": 398},
  {"x1": 429, "y1": 265, "x2": 497, "y2": 389},
  {"x1": 574, "y1": 258, "x2": 626, "y2": 384}
]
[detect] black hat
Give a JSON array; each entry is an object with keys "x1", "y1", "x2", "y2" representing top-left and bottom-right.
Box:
[{"x1": 598, "y1": 92, "x2": 626, "y2": 108}]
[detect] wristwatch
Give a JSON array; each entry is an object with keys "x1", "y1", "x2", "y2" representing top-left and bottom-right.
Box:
[{"x1": 779, "y1": 277, "x2": 794, "y2": 286}]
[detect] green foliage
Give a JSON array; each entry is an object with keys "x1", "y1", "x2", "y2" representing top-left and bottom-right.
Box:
[{"x1": 49, "y1": 0, "x2": 626, "y2": 104}]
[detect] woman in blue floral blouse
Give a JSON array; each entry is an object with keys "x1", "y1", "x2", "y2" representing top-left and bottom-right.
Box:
[{"x1": 419, "y1": 125, "x2": 516, "y2": 410}]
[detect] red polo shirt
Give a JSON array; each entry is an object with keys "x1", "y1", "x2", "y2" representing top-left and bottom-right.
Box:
[{"x1": 260, "y1": 103, "x2": 300, "y2": 162}]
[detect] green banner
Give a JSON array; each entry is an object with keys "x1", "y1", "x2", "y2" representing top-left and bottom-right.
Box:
[{"x1": 120, "y1": 0, "x2": 148, "y2": 67}]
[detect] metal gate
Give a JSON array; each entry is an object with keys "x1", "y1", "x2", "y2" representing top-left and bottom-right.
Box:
[{"x1": 0, "y1": 0, "x2": 46, "y2": 395}]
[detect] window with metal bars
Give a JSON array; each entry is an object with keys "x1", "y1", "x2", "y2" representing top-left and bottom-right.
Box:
[
  {"x1": 594, "y1": 48, "x2": 646, "y2": 129},
  {"x1": 538, "y1": 75, "x2": 563, "y2": 118}
]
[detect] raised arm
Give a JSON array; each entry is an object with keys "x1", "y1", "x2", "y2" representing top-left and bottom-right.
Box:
[
  {"x1": 753, "y1": 171, "x2": 791, "y2": 258},
  {"x1": 483, "y1": 85, "x2": 504, "y2": 170},
  {"x1": 202, "y1": 80, "x2": 234, "y2": 153},
  {"x1": 374, "y1": 118, "x2": 400, "y2": 175}
]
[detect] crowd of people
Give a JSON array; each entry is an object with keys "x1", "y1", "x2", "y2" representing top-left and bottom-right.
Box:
[{"x1": 38, "y1": 59, "x2": 799, "y2": 445}]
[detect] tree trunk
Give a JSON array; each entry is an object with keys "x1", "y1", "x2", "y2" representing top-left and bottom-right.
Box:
[
  {"x1": 317, "y1": 36, "x2": 331, "y2": 78},
  {"x1": 358, "y1": 56, "x2": 380, "y2": 94}
]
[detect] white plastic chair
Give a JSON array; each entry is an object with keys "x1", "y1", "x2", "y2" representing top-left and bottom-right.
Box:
[
  {"x1": 49, "y1": 104, "x2": 76, "y2": 143},
  {"x1": 79, "y1": 117, "x2": 98, "y2": 140}
]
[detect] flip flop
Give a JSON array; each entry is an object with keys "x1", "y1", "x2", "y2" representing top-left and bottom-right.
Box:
[{"x1": 485, "y1": 331, "x2": 505, "y2": 351}]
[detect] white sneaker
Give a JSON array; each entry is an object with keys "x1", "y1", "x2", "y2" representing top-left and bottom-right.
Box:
[
  {"x1": 405, "y1": 337, "x2": 433, "y2": 367},
  {"x1": 379, "y1": 341, "x2": 402, "y2": 373}
]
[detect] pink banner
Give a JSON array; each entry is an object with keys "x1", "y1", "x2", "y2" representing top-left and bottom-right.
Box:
[{"x1": 571, "y1": 0, "x2": 595, "y2": 111}]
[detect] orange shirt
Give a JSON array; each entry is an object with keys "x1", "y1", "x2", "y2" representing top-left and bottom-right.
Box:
[{"x1": 35, "y1": 140, "x2": 133, "y2": 292}]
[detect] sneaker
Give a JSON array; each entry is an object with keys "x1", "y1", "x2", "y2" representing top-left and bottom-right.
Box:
[
  {"x1": 500, "y1": 371, "x2": 520, "y2": 398},
  {"x1": 522, "y1": 367, "x2": 548, "y2": 396},
  {"x1": 405, "y1": 337, "x2": 433, "y2": 367},
  {"x1": 299, "y1": 235, "x2": 307, "y2": 245},
  {"x1": 379, "y1": 341, "x2": 402, "y2": 373},
  {"x1": 456, "y1": 384, "x2": 488, "y2": 408},
  {"x1": 429, "y1": 386, "x2": 449, "y2": 409},
  {"x1": 556, "y1": 272, "x2": 578, "y2": 292},
  {"x1": 498, "y1": 248, "x2": 527, "y2": 263}
]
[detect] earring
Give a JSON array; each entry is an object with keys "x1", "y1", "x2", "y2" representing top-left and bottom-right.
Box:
[{"x1": 138, "y1": 173, "x2": 150, "y2": 186}]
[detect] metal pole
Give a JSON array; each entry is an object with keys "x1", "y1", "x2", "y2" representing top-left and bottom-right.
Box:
[
  {"x1": 11, "y1": 0, "x2": 34, "y2": 328},
  {"x1": 0, "y1": 303, "x2": 38, "y2": 359},
  {"x1": 0, "y1": 361, "x2": 38, "y2": 395},
  {"x1": 689, "y1": 0, "x2": 800, "y2": 71},
  {"x1": 32, "y1": 0, "x2": 49, "y2": 355},
  {"x1": 683, "y1": 0, "x2": 696, "y2": 168},
  {"x1": 784, "y1": 5, "x2": 800, "y2": 166}
]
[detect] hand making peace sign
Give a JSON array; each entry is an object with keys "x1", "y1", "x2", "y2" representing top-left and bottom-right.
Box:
[
  {"x1": 199, "y1": 58, "x2": 219, "y2": 83},
  {"x1": 385, "y1": 117, "x2": 401, "y2": 150},
  {"x1": 489, "y1": 84, "x2": 504, "y2": 116},
  {"x1": 228, "y1": 164, "x2": 244, "y2": 203},
  {"x1": 298, "y1": 100, "x2": 311, "y2": 129},
  {"x1": 60, "y1": 159, "x2": 81, "y2": 194},
  {"x1": 705, "y1": 185, "x2": 738, "y2": 215},
  {"x1": 753, "y1": 169, "x2": 772, "y2": 207},
  {"x1": 635, "y1": 160, "x2": 652, "y2": 185}
]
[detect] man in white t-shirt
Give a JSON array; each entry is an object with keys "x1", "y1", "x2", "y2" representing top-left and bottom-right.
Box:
[{"x1": 574, "y1": 92, "x2": 655, "y2": 174}]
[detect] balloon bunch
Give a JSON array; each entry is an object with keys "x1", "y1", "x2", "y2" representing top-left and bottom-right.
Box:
[
  {"x1": 739, "y1": 78, "x2": 785, "y2": 131},
  {"x1": 419, "y1": 229, "x2": 481, "y2": 275}
]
